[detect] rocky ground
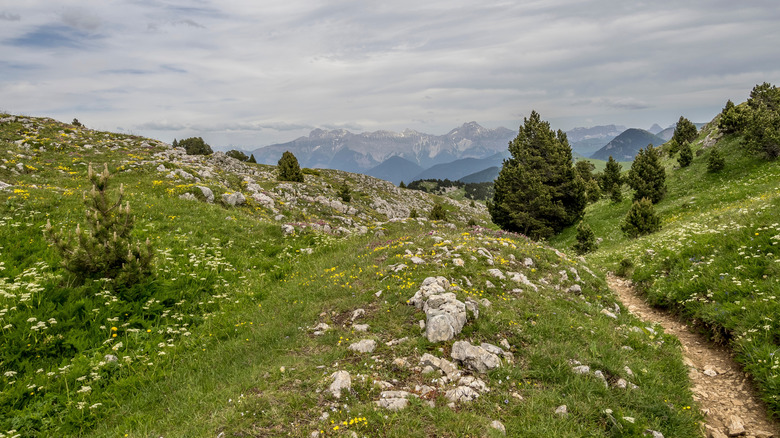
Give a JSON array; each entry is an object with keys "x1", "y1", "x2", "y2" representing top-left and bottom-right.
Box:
[{"x1": 608, "y1": 275, "x2": 779, "y2": 438}]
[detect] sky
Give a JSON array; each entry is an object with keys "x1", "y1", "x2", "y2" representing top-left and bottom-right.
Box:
[{"x1": 1, "y1": 1, "x2": 779, "y2": 150}]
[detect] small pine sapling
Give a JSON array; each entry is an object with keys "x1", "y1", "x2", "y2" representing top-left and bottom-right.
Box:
[
  {"x1": 428, "y1": 203, "x2": 447, "y2": 221},
  {"x1": 677, "y1": 141, "x2": 693, "y2": 168},
  {"x1": 44, "y1": 163, "x2": 154, "y2": 286},
  {"x1": 621, "y1": 198, "x2": 661, "y2": 238},
  {"x1": 337, "y1": 182, "x2": 352, "y2": 203},
  {"x1": 707, "y1": 147, "x2": 726, "y2": 173},
  {"x1": 609, "y1": 183, "x2": 623, "y2": 203},
  {"x1": 572, "y1": 221, "x2": 597, "y2": 255}
]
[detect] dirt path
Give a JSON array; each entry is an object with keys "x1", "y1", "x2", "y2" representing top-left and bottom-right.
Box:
[{"x1": 607, "y1": 275, "x2": 779, "y2": 438}]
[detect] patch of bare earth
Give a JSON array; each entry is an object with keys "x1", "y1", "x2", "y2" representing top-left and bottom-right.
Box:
[{"x1": 607, "y1": 275, "x2": 779, "y2": 438}]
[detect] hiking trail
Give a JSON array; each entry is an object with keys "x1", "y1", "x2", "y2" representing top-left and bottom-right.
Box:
[{"x1": 607, "y1": 275, "x2": 779, "y2": 438}]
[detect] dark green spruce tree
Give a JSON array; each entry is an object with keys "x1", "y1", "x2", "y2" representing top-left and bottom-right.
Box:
[
  {"x1": 601, "y1": 156, "x2": 622, "y2": 192},
  {"x1": 277, "y1": 151, "x2": 304, "y2": 182},
  {"x1": 489, "y1": 110, "x2": 586, "y2": 240},
  {"x1": 627, "y1": 144, "x2": 666, "y2": 203},
  {"x1": 677, "y1": 141, "x2": 693, "y2": 168},
  {"x1": 672, "y1": 116, "x2": 698, "y2": 146}
]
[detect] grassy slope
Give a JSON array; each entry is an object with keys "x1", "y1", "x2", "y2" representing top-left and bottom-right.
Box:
[
  {"x1": 552, "y1": 120, "x2": 780, "y2": 416},
  {"x1": 0, "y1": 115, "x2": 702, "y2": 437}
]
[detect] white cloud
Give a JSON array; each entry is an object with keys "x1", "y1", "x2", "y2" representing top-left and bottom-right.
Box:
[{"x1": 1, "y1": 0, "x2": 779, "y2": 146}]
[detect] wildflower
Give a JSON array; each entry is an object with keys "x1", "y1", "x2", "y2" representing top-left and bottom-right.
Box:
[{"x1": 77, "y1": 385, "x2": 92, "y2": 393}]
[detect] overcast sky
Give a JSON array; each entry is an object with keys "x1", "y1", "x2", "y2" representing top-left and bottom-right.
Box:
[{"x1": 2, "y1": 1, "x2": 779, "y2": 150}]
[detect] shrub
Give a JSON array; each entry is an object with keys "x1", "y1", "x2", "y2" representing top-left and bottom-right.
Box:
[
  {"x1": 621, "y1": 198, "x2": 661, "y2": 238},
  {"x1": 72, "y1": 118, "x2": 82, "y2": 127},
  {"x1": 572, "y1": 221, "x2": 597, "y2": 255},
  {"x1": 337, "y1": 183, "x2": 351, "y2": 203},
  {"x1": 677, "y1": 141, "x2": 693, "y2": 168},
  {"x1": 226, "y1": 150, "x2": 249, "y2": 161},
  {"x1": 409, "y1": 208, "x2": 419, "y2": 219},
  {"x1": 428, "y1": 203, "x2": 447, "y2": 221},
  {"x1": 586, "y1": 179, "x2": 601, "y2": 203},
  {"x1": 707, "y1": 147, "x2": 726, "y2": 173},
  {"x1": 277, "y1": 151, "x2": 304, "y2": 182},
  {"x1": 627, "y1": 145, "x2": 666, "y2": 203},
  {"x1": 467, "y1": 218, "x2": 478, "y2": 227},
  {"x1": 180, "y1": 137, "x2": 213, "y2": 155},
  {"x1": 616, "y1": 258, "x2": 634, "y2": 278},
  {"x1": 44, "y1": 163, "x2": 154, "y2": 286},
  {"x1": 718, "y1": 99, "x2": 746, "y2": 134},
  {"x1": 609, "y1": 183, "x2": 623, "y2": 203},
  {"x1": 601, "y1": 156, "x2": 623, "y2": 192},
  {"x1": 248, "y1": 154, "x2": 257, "y2": 163},
  {"x1": 399, "y1": 181, "x2": 407, "y2": 188}
]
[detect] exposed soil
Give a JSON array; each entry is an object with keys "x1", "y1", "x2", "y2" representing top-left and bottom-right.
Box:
[{"x1": 607, "y1": 275, "x2": 779, "y2": 438}]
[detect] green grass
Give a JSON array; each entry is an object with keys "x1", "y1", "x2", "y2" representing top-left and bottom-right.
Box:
[
  {"x1": 0, "y1": 114, "x2": 703, "y2": 437},
  {"x1": 552, "y1": 122, "x2": 780, "y2": 416}
]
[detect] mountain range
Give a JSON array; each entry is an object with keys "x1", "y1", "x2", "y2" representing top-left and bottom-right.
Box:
[
  {"x1": 249, "y1": 122, "x2": 515, "y2": 175},
  {"x1": 589, "y1": 128, "x2": 667, "y2": 161}
]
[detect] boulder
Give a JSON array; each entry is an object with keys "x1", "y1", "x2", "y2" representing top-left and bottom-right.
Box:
[
  {"x1": 451, "y1": 340, "x2": 501, "y2": 373},
  {"x1": 348, "y1": 339, "x2": 376, "y2": 353},
  {"x1": 222, "y1": 192, "x2": 246, "y2": 206},
  {"x1": 196, "y1": 186, "x2": 214, "y2": 203},
  {"x1": 328, "y1": 371, "x2": 351, "y2": 398}
]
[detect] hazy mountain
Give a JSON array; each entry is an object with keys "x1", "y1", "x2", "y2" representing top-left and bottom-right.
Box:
[
  {"x1": 411, "y1": 152, "x2": 508, "y2": 181},
  {"x1": 566, "y1": 125, "x2": 625, "y2": 157},
  {"x1": 590, "y1": 128, "x2": 667, "y2": 161},
  {"x1": 365, "y1": 156, "x2": 424, "y2": 185},
  {"x1": 249, "y1": 122, "x2": 515, "y2": 172},
  {"x1": 656, "y1": 122, "x2": 708, "y2": 142},
  {"x1": 459, "y1": 166, "x2": 500, "y2": 183},
  {"x1": 647, "y1": 123, "x2": 664, "y2": 134}
]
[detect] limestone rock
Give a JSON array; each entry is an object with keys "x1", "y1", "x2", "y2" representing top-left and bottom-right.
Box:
[
  {"x1": 196, "y1": 186, "x2": 214, "y2": 203},
  {"x1": 445, "y1": 386, "x2": 480, "y2": 403},
  {"x1": 555, "y1": 405, "x2": 568, "y2": 416},
  {"x1": 348, "y1": 339, "x2": 376, "y2": 353},
  {"x1": 179, "y1": 192, "x2": 197, "y2": 201},
  {"x1": 727, "y1": 415, "x2": 745, "y2": 436},
  {"x1": 375, "y1": 390, "x2": 415, "y2": 411},
  {"x1": 488, "y1": 269, "x2": 506, "y2": 279},
  {"x1": 252, "y1": 192, "x2": 275, "y2": 209},
  {"x1": 490, "y1": 420, "x2": 506, "y2": 435},
  {"x1": 328, "y1": 371, "x2": 351, "y2": 398},
  {"x1": 451, "y1": 340, "x2": 501, "y2": 373}
]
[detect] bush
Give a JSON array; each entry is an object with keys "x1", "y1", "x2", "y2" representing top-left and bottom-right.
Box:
[
  {"x1": 627, "y1": 145, "x2": 666, "y2": 203},
  {"x1": 226, "y1": 150, "x2": 249, "y2": 161},
  {"x1": 428, "y1": 203, "x2": 447, "y2": 221},
  {"x1": 585, "y1": 179, "x2": 601, "y2": 203},
  {"x1": 572, "y1": 221, "x2": 597, "y2": 255},
  {"x1": 677, "y1": 141, "x2": 693, "y2": 168},
  {"x1": 72, "y1": 118, "x2": 82, "y2": 127},
  {"x1": 409, "y1": 208, "x2": 419, "y2": 219},
  {"x1": 707, "y1": 147, "x2": 726, "y2": 173},
  {"x1": 616, "y1": 258, "x2": 634, "y2": 278},
  {"x1": 621, "y1": 198, "x2": 661, "y2": 238},
  {"x1": 609, "y1": 183, "x2": 623, "y2": 203},
  {"x1": 277, "y1": 151, "x2": 304, "y2": 182},
  {"x1": 180, "y1": 137, "x2": 213, "y2": 155},
  {"x1": 337, "y1": 183, "x2": 351, "y2": 203},
  {"x1": 248, "y1": 154, "x2": 257, "y2": 164},
  {"x1": 718, "y1": 99, "x2": 746, "y2": 134},
  {"x1": 600, "y1": 156, "x2": 623, "y2": 192},
  {"x1": 44, "y1": 163, "x2": 154, "y2": 286}
]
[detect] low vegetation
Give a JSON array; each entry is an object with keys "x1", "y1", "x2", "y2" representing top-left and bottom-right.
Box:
[{"x1": 0, "y1": 114, "x2": 703, "y2": 437}]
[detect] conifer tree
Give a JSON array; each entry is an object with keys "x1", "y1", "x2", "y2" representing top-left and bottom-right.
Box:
[
  {"x1": 179, "y1": 137, "x2": 212, "y2": 155},
  {"x1": 601, "y1": 156, "x2": 622, "y2": 192},
  {"x1": 586, "y1": 179, "x2": 601, "y2": 203},
  {"x1": 44, "y1": 163, "x2": 153, "y2": 286},
  {"x1": 707, "y1": 147, "x2": 726, "y2": 173},
  {"x1": 609, "y1": 183, "x2": 623, "y2": 203},
  {"x1": 277, "y1": 151, "x2": 304, "y2": 182},
  {"x1": 627, "y1": 145, "x2": 666, "y2": 203},
  {"x1": 489, "y1": 111, "x2": 586, "y2": 240},
  {"x1": 677, "y1": 141, "x2": 693, "y2": 168},
  {"x1": 399, "y1": 181, "x2": 406, "y2": 188},
  {"x1": 337, "y1": 183, "x2": 351, "y2": 203},
  {"x1": 428, "y1": 203, "x2": 447, "y2": 221},
  {"x1": 572, "y1": 221, "x2": 597, "y2": 255},
  {"x1": 621, "y1": 198, "x2": 661, "y2": 238},
  {"x1": 718, "y1": 99, "x2": 745, "y2": 134},
  {"x1": 172, "y1": 138, "x2": 178, "y2": 148},
  {"x1": 672, "y1": 116, "x2": 698, "y2": 146},
  {"x1": 248, "y1": 154, "x2": 257, "y2": 164}
]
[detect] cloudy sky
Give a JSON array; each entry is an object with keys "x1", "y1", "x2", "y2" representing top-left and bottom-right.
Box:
[{"x1": 1, "y1": 1, "x2": 779, "y2": 150}]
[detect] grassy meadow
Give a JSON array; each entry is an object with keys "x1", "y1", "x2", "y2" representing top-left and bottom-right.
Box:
[
  {"x1": 0, "y1": 114, "x2": 704, "y2": 437},
  {"x1": 552, "y1": 121, "x2": 780, "y2": 416}
]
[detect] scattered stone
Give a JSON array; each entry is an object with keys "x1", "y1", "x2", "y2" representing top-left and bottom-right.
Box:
[
  {"x1": 351, "y1": 308, "x2": 366, "y2": 321},
  {"x1": 452, "y1": 258, "x2": 464, "y2": 267},
  {"x1": 352, "y1": 324, "x2": 369, "y2": 332},
  {"x1": 348, "y1": 339, "x2": 376, "y2": 353},
  {"x1": 282, "y1": 224, "x2": 295, "y2": 235},
  {"x1": 523, "y1": 258, "x2": 534, "y2": 267},
  {"x1": 727, "y1": 415, "x2": 745, "y2": 436},
  {"x1": 196, "y1": 186, "x2": 214, "y2": 203},
  {"x1": 376, "y1": 390, "x2": 415, "y2": 411},
  {"x1": 753, "y1": 430, "x2": 774, "y2": 438},
  {"x1": 485, "y1": 280, "x2": 495, "y2": 289},
  {"x1": 311, "y1": 322, "x2": 330, "y2": 335},
  {"x1": 328, "y1": 371, "x2": 351, "y2": 398},
  {"x1": 386, "y1": 337, "x2": 408, "y2": 347},
  {"x1": 252, "y1": 192, "x2": 275, "y2": 209},
  {"x1": 508, "y1": 272, "x2": 538, "y2": 291},
  {"x1": 499, "y1": 338, "x2": 511, "y2": 350},
  {"x1": 644, "y1": 430, "x2": 664, "y2": 438},
  {"x1": 555, "y1": 405, "x2": 568, "y2": 416},
  {"x1": 600, "y1": 308, "x2": 618, "y2": 319},
  {"x1": 179, "y1": 192, "x2": 197, "y2": 201},
  {"x1": 410, "y1": 256, "x2": 425, "y2": 265},
  {"x1": 615, "y1": 378, "x2": 628, "y2": 389},
  {"x1": 490, "y1": 420, "x2": 506, "y2": 435},
  {"x1": 445, "y1": 386, "x2": 480, "y2": 403},
  {"x1": 572, "y1": 365, "x2": 590, "y2": 375},
  {"x1": 594, "y1": 370, "x2": 608, "y2": 387},
  {"x1": 705, "y1": 426, "x2": 728, "y2": 438},
  {"x1": 451, "y1": 340, "x2": 501, "y2": 373},
  {"x1": 568, "y1": 284, "x2": 582, "y2": 294},
  {"x1": 392, "y1": 358, "x2": 409, "y2": 368},
  {"x1": 488, "y1": 269, "x2": 506, "y2": 279},
  {"x1": 703, "y1": 366, "x2": 718, "y2": 377}
]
